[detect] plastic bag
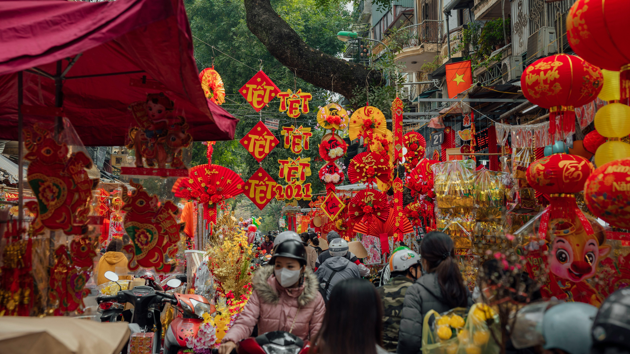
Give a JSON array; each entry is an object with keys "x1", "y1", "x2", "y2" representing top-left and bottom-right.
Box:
[
  {"x1": 128, "y1": 332, "x2": 154, "y2": 354},
  {"x1": 433, "y1": 160, "x2": 475, "y2": 209}
]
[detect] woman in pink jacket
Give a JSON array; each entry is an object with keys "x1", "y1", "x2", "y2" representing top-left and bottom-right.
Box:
[{"x1": 218, "y1": 239, "x2": 326, "y2": 354}]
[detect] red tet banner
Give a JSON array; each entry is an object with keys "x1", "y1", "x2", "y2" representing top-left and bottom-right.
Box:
[
  {"x1": 320, "y1": 192, "x2": 346, "y2": 221},
  {"x1": 277, "y1": 89, "x2": 313, "y2": 118},
  {"x1": 392, "y1": 97, "x2": 403, "y2": 164},
  {"x1": 240, "y1": 71, "x2": 281, "y2": 112},
  {"x1": 275, "y1": 183, "x2": 312, "y2": 201},
  {"x1": 244, "y1": 167, "x2": 278, "y2": 210},
  {"x1": 278, "y1": 156, "x2": 312, "y2": 184},
  {"x1": 240, "y1": 121, "x2": 280, "y2": 162},
  {"x1": 392, "y1": 177, "x2": 404, "y2": 241},
  {"x1": 281, "y1": 125, "x2": 312, "y2": 154}
]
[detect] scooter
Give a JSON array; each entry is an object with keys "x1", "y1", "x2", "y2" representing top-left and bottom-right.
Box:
[{"x1": 210, "y1": 331, "x2": 309, "y2": 354}]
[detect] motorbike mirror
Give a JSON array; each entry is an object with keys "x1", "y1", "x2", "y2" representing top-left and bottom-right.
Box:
[
  {"x1": 166, "y1": 278, "x2": 182, "y2": 288},
  {"x1": 104, "y1": 271, "x2": 119, "y2": 282}
]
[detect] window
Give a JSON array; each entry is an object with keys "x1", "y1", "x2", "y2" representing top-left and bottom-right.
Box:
[{"x1": 115, "y1": 157, "x2": 122, "y2": 165}]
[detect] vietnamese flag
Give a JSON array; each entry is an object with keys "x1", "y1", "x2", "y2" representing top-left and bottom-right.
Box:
[{"x1": 445, "y1": 60, "x2": 472, "y2": 98}]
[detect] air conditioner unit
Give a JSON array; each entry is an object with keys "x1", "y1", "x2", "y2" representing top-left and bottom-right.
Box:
[
  {"x1": 527, "y1": 27, "x2": 557, "y2": 60},
  {"x1": 501, "y1": 55, "x2": 524, "y2": 83}
]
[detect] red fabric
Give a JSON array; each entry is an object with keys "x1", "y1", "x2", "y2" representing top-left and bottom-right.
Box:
[
  {"x1": 0, "y1": 0, "x2": 237, "y2": 146},
  {"x1": 487, "y1": 126, "x2": 499, "y2": 171}
]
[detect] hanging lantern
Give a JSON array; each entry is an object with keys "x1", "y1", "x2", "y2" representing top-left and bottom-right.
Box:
[
  {"x1": 521, "y1": 54, "x2": 603, "y2": 137},
  {"x1": 583, "y1": 130, "x2": 607, "y2": 154},
  {"x1": 584, "y1": 157, "x2": 630, "y2": 229},
  {"x1": 594, "y1": 103, "x2": 630, "y2": 138},
  {"x1": 526, "y1": 153, "x2": 593, "y2": 195},
  {"x1": 567, "y1": 0, "x2": 630, "y2": 99},
  {"x1": 595, "y1": 141, "x2": 630, "y2": 167},
  {"x1": 598, "y1": 70, "x2": 621, "y2": 102}
]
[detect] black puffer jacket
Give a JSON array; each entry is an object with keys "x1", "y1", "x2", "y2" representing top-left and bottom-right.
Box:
[{"x1": 396, "y1": 273, "x2": 472, "y2": 354}]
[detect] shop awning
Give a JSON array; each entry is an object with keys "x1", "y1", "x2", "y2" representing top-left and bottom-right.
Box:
[{"x1": 0, "y1": 0, "x2": 238, "y2": 146}]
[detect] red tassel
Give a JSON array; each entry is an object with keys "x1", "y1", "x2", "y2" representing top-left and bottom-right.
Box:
[
  {"x1": 549, "y1": 112, "x2": 556, "y2": 135},
  {"x1": 379, "y1": 233, "x2": 390, "y2": 255}
]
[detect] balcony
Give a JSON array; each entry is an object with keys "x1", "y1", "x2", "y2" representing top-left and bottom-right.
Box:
[
  {"x1": 394, "y1": 20, "x2": 443, "y2": 73},
  {"x1": 473, "y1": 0, "x2": 511, "y2": 21},
  {"x1": 357, "y1": 0, "x2": 372, "y2": 24}
]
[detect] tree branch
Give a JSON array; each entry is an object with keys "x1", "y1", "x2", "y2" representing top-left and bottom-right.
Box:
[{"x1": 243, "y1": 0, "x2": 383, "y2": 100}]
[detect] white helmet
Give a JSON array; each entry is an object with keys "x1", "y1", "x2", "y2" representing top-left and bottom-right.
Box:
[
  {"x1": 389, "y1": 250, "x2": 421, "y2": 272},
  {"x1": 329, "y1": 238, "x2": 349, "y2": 257}
]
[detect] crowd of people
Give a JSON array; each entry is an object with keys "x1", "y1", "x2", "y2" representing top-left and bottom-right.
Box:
[{"x1": 218, "y1": 230, "x2": 630, "y2": 354}]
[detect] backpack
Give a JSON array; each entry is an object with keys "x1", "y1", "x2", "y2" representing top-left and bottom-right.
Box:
[{"x1": 318, "y1": 269, "x2": 338, "y2": 303}]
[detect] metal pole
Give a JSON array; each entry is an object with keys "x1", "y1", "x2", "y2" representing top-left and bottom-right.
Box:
[
  {"x1": 17, "y1": 71, "x2": 23, "y2": 226},
  {"x1": 445, "y1": 13, "x2": 452, "y2": 59},
  {"x1": 54, "y1": 60, "x2": 63, "y2": 139}
]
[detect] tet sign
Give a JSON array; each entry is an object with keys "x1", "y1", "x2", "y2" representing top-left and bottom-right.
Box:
[
  {"x1": 278, "y1": 157, "x2": 312, "y2": 184},
  {"x1": 275, "y1": 183, "x2": 313, "y2": 201},
  {"x1": 243, "y1": 168, "x2": 278, "y2": 210},
  {"x1": 240, "y1": 121, "x2": 279, "y2": 162},
  {"x1": 277, "y1": 89, "x2": 312, "y2": 118},
  {"x1": 240, "y1": 71, "x2": 281, "y2": 112},
  {"x1": 281, "y1": 125, "x2": 312, "y2": 154}
]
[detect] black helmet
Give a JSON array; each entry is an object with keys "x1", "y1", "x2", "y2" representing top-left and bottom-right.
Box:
[
  {"x1": 591, "y1": 288, "x2": 630, "y2": 353},
  {"x1": 270, "y1": 239, "x2": 307, "y2": 266}
]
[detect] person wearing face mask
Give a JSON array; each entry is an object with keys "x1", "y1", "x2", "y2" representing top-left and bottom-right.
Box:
[
  {"x1": 376, "y1": 250, "x2": 422, "y2": 352},
  {"x1": 218, "y1": 239, "x2": 325, "y2": 354}
]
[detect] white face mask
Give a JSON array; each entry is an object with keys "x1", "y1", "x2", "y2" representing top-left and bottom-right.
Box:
[{"x1": 274, "y1": 267, "x2": 301, "y2": 288}]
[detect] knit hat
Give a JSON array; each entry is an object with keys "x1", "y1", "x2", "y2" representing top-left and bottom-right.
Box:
[{"x1": 326, "y1": 230, "x2": 340, "y2": 243}]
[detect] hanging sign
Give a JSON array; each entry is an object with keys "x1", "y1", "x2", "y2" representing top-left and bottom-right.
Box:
[
  {"x1": 277, "y1": 89, "x2": 313, "y2": 118},
  {"x1": 320, "y1": 192, "x2": 346, "y2": 221},
  {"x1": 240, "y1": 71, "x2": 281, "y2": 112},
  {"x1": 275, "y1": 183, "x2": 313, "y2": 201},
  {"x1": 430, "y1": 130, "x2": 444, "y2": 146},
  {"x1": 265, "y1": 118, "x2": 280, "y2": 130},
  {"x1": 392, "y1": 97, "x2": 404, "y2": 164},
  {"x1": 278, "y1": 156, "x2": 312, "y2": 184},
  {"x1": 243, "y1": 167, "x2": 278, "y2": 210},
  {"x1": 281, "y1": 125, "x2": 312, "y2": 154},
  {"x1": 240, "y1": 121, "x2": 280, "y2": 162}
]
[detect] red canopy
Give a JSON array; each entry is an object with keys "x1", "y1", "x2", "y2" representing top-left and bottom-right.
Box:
[{"x1": 0, "y1": 0, "x2": 237, "y2": 146}]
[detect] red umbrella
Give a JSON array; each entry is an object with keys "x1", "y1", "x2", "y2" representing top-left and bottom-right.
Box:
[{"x1": 0, "y1": 0, "x2": 238, "y2": 146}]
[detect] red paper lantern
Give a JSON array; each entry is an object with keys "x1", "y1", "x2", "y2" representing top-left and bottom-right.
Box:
[
  {"x1": 583, "y1": 130, "x2": 607, "y2": 154},
  {"x1": 521, "y1": 54, "x2": 603, "y2": 137},
  {"x1": 584, "y1": 158, "x2": 630, "y2": 229},
  {"x1": 526, "y1": 153, "x2": 594, "y2": 195}
]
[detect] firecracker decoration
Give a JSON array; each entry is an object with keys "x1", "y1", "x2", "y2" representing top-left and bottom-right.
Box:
[
  {"x1": 121, "y1": 181, "x2": 182, "y2": 273},
  {"x1": 392, "y1": 97, "x2": 404, "y2": 164},
  {"x1": 349, "y1": 106, "x2": 388, "y2": 143},
  {"x1": 320, "y1": 192, "x2": 346, "y2": 221},
  {"x1": 281, "y1": 125, "x2": 312, "y2": 154},
  {"x1": 354, "y1": 207, "x2": 413, "y2": 255},
  {"x1": 205, "y1": 141, "x2": 216, "y2": 163},
  {"x1": 243, "y1": 168, "x2": 278, "y2": 210},
  {"x1": 403, "y1": 132, "x2": 427, "y2": 172},
  {"x1": 125, "y1": 93, "x2": 192, "y2": 175},
  {"x1": 317, "y1": 103, "x2": 349, "y2": 131},
  {"x1": 319, "y1": 162, "x2": 345, "y2": 193},
  {"x1": 172, "y1": 164, "x2": 244, "y2": 223},
  {"x1": 319, "y1": 133, "x2": 348, "y2": 162},
  {"x1": 348, "y1": 152, "x2": 393, "y2": 191},
  {"x1": 49, "y1": 236, "x2": 97, "y2": 315},
  {"x1": 199, "y1": 67, "x2": 226, "y2": 105},
  {"x1": 95, "y1": 188, "x2": 110, "y2": 217},
  {"x1": 0, "y1": 222, "x2": 34, "y2": 317},
  {"x1": 240, "y1": 70, "x2": 281, "y2": 112},
  {"x1": 521, "y1": 54, "x2": 603, "y2": 137},
  {"x1": 277, "y1": 89, "x2": 313, "y2": 118},
  {"x1": 240, "y1": 121, "x2": 280, "y2": 162},
  {"x1": 23, "y1": 124, "x2": 99, "y2": 235},
  {"x1": 347, "y1": 189, "x2": 390, "y2": 232},
  {"x1": 206, "y1": 229, "x2": 255, "y2": 299},
  {"x1": 584, "y1": 158, "x2": 630, "y2": 229}
]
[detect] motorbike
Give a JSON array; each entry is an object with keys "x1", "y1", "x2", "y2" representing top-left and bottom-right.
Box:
[{"x1": 210, "y1": 331, "x2": 309, "y2": 354}]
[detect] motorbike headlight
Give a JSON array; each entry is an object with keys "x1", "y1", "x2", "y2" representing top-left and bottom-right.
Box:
[{"x1": 190, "y1": 298, "x2": 212, "y2": 317}]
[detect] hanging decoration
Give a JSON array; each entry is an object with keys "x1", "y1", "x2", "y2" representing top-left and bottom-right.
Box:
[
  {"x1": 583, "y1": 130, "x2": 607, "y2": 154},
  {"x1": 320, "y1": 192, "x2": 346, "y2": 221},
  {"x1": 277, "y1": 89, "x2": 313, "y2": 118},
  {"x1": 347, "y1": 189, "x2": 389, "y2": 231},
  {"x1": 275, "y1": 157, "x2": 313, "y2": 201},
  {"x1": 521, "y1": 54, "x2": 603, "y2": 137},
  {"x1": 239, "y1": 121, "x2": 280, "y2": 162},
  {"x1": 317, "y1": 103, "x2": 349, "y2": 131},
  {"x1": 368, "y1": 130, "x2": 395, "y2": 163},
  {"x1": 0, "y1": 222, "x2": 34, "y2": 316},
  {"x1": 281, "y1": 125, "x2": 312, "y2": 154},
  {"x1": 584, "y1": 158, "x2": 630, "y2": 229},
  {"x1": 406, "y1": 159, "x2": 438, "y2": 197},
  {"x1": 348, "y1": 106, "x2": 388, "y2": 142},
  {"x1": 204, "y1": 141, "x2": 216, "y2": 163},
  {"x1": 240, "y1": 70, "x2": 281, "y2": 112},
  {"x1": 172, "y1": 164, "x2": 244, "y2": 223},
  {"x1": 392, "y1": 97, "x2": 404, "y2": 164},
  {"x1": 319, "y1": 134, "x2": 348, "y2": 162},
  {"x1": 392, "y1": 177, "x2": 405, "y2": 240},
  {"x1": 23, "y1": 124, "x2": 99, "y2": 235},
  {"x1": 122, "y1": 181, "x2": 182, "y2": 273},
  {"x1": 199, "y1": 67, "x2": 226, "y2": 105},
  {"x1": 592, "y1": 101, "x2": 630, "y2": 167},
  {"x1": 494, "y1": 121, "x2": 554, "y2": 148},
  {"x1": 457, "y1": 129, "x2": 472, "y2": 141},
  {"x1": 354, "y1": 207, "x2": 413, "y2": 255},
  {"x1": 243, "y1": 168, "x2": 278, "y2": 210},
  {"x1": 347, "y1": 152, "x2": 393, "y2": 191},
  {"x1": 95, "y1": 188, "x2": 110, "y2": 217},
  {"x1": 319, "y1": 162, "x2": 344, "y2": 193},
  {"x1": 403, "y1": 132, "x2": 426, "y2": 172}
]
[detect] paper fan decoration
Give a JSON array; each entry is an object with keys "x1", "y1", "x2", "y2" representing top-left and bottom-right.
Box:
[
  {"x1": 319, "y1": 133, "x2": 348, "y2": 162},
  {"x1": 369, "y1": 130, "x2": 394, "y2": 163},
  {"x1": 319, "y1": 162, "x2": 345, "y2": 192},
  {"x1": 404, "y1": 199, "x2": 435, "y2": 230},
  {"x1": 349, "y1": 106, "x2": 388, "y2": 142},
  {"x1": 317, "y1": 103, "x2": 349, "y2": 131},
  {"x1": 348, "y1": 152, "x2": 393, "y2": 190},
  {"x1": 199, "y1": 67, "x2": 225, "y2": 105},
  {"x1": 347, "y1": 189, "x2": 389, "y2": 231},
  {"x1": 354, "y1": 207, "x2": 413, "y2": 236}
]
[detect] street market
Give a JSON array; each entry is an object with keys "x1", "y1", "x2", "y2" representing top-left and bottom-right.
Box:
[{"x1": 0, "y1": 0, "x2": 629, "y2": 354}]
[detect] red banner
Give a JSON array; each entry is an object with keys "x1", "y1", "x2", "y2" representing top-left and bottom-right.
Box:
[
  {"x1": 239, "y1": 71, "x2": 281, "y2": 112},
  {"x1": 392, "y1": 97, "x2": 403, "y2": 164},
  {"x1": 240, "y1": 121, "x2": 280, "y2": 162},
  {"x1": 243, "y1": 167, "x2": 278, "y2": 210}
]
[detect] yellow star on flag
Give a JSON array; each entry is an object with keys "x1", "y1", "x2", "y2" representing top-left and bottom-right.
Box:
[{"x1": 453, "y1": 73, "x2": 466, "y2": 85}]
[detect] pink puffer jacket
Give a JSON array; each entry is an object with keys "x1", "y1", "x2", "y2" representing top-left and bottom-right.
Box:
[{"x1": 222, "y1": 266, "x2": 326, "y2": 343}]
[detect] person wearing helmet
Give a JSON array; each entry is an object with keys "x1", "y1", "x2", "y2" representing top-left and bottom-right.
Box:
[
  {"x1": 376, "y1": 250, "x2": 422, "y2": 352},
  {"x1": 591, "y1": 288, "x2": 630, "y2": 354},
  {"x1": 218, "y1": 240, "x2": 325, "y2": 354},
  {"x1": 315, "y1": 231, "x2": 370, "y2": 277},
  {"x1": 273, "y1": 230, "x2": 302, "y2": 249},
  {"x1": 315, "y1": 239, "x2": 361, "y2": 301},
  {"x1": 512, "y1": 301, "x2": 598, "y2": 354}
]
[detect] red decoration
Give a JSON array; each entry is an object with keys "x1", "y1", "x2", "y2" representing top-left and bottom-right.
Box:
[
  {"x1": 240, "y1": 70, "x2": 281, "y2": 112},
  {"x1": 392, "y1": 97, "x2": 404, "y2": 164},
  {"x1": 243, "y1": 168, "x2": 278, "y2": 210},
  {"x1": 23, "y1": 124, "x2": 98, "y2": 235},
  {"x1": 526, "y1": 153, "x2": 594, "y2": 196},
  {"x1": 319, "y1": 133, "x2": 348, "y2": 162},
  {"x1": 240, "y1": 121, "x2": 280, "y2": 162},
  {"x1": 392, "y1": 177, "x2": 405, "y2": 240},
  {"x1": 0, "y1": 222, "x2": 34, "y2": 316},
  {"x1": 583, "y1": 130, "x2": 607, "y2": 154},
  {"x1": 406, "y1": 159, "x2": 438, "y2": 197},
  {"x1": 281, "y1": 125, "x2": 312, "y2": 154},
  {"x1": 122, "y1": 181, "x2": 182, "y2": 273},
  {"x1": 354, "y1": 207, "x2": 413, "y2": 255},
  {"x1": 199, "y1": 67, "x2": 225, "y2": 105},
  {"x1": 521, "y1": 55, "x2": 603, "y2": 137},
  {"x1": 347, "y1": 189, "x2": 389, "y2": 231},
  {"x1": 319, "y1": 162, "x2": 344, "y2": 193},
  {"x1": 321, "y1": 192, "x2": 346, "y2": 221},
  {"x1": 584, "y1": 158, "x2": 630, "y2": 229},
  {"x1": 403, "y1": 132, "x2": 426, "y2": 172},
  {"x1": 349, "y1": 106, "x2": 388, "y2": 143},
  {"x1": 348, "y1": 152, "x2": 393, "y2": 189},
  {"x1": 96, "y1": 188, "x2": 110, "y2": 217},
  {"x1": 277, "y1": 89, "x2": 313, "y2": 118}
]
